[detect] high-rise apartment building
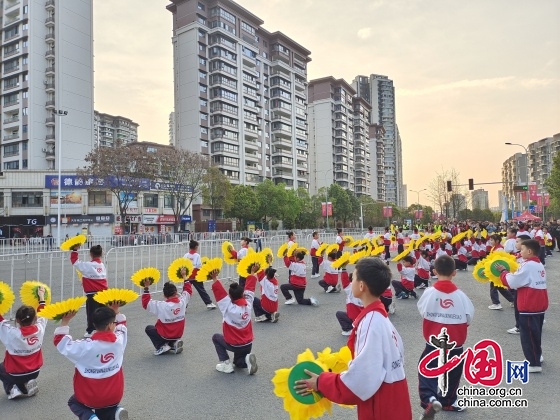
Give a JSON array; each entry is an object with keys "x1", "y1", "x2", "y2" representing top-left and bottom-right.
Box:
[
  {"x1": 93, "y1": 111, "x2": 138, "y2": 148},
  {"x1": 528, "y1": 133, "x2": 560, "y2": 192},
  {"x1": 169, "y1": 111, "x2": 176, "y2": 146},
  {"x1": 353, "y1": 74, "x2": 403, "y2": 205},
  {"x1": 1, "y1": 0, "x2": 94, "y2": 171},
  {"x1": 167, "y1": 0, "x2": 311, "y2": 189},
  {"x1": 471, "y1": 189, "x2": 489, "y2": 210},
  {"x1": 501, "y1": 152, "x2": 527, "y2": 210}
]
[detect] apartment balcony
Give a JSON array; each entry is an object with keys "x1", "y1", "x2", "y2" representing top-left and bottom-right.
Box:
[
  {"x1": 245, "y1": 138, "x2": 259, "y2": 150},
  {"x1": 3, "y1": 47, "x2": 20, "y2": 58},
  {"x1": 3, "y1": 100, "x2": 19, "y2": 108},
  {"x1": 242, "y1": 54, "x2": 256, "y2": 68},
  {"x1": 45, "y1": 66, "x2": 55, "y2": 75},
  {"x1": 45, "y1": 32, "x2": 55, "y2": 43},
  {"x1": 46, "y1": 0, "x2": 55, "y2": 10},
  {"x1": 244, "y1": 128, "x2": 258, "y2": 140},
  {"x1": 271, "y1": 126, "x2": 292, "y2": 139},
  {"x1": 45, "y1": 16, "x2": 55, "y2": 27},
  {"x1": 272, "y1": 159, "x2": 294, "y2": 171},
  {"x1": 272, "y1": 136, "x2": 292, "y2": 149},
  {"x1": 3, "y1": 66, "x2": 19, "y2": 75},
  {"x1": 245, "y1": 153, "x2": 259, "y2": 162},
  {"x1": 270, "y1": 103, "x2": 292, "y2": 118},
  {"x1": 294, "y1": 79, "x2": 305, "y2": 92},
  {"x1": 45, "y1": 116, "x2": 55, "y2": 125},
  {"x1": 45, "y1": 133, "x2": 55, "y2": 144},
  {"x1": 272, "y1": 148, "x2": 292, "y2": 158},
  {"x1": 271, "y1": 113, "x2": 291, "y2": 125},
  {"x1": 3, "y1": 133, "x2": 20, "y2": 141},
  {"x1": 45, "y1": 83, "x2": 55, "y2": 92},
  {"x1": 45, "y1": 100, "x2": 55, "y2": 109},
  {"x1": 45, "y1": 49, "x2": 55, "y2": 59},
  {"x1": 3, "y1": 116, "x2": 19, "y2": 126}
]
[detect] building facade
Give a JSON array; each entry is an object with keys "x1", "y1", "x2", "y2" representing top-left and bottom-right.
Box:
[
  {"x1": 94, "y1": 111, "x2": 139, "y2": 148},
  {"x1": 471, "y1": 189, "x2": 489, "y2": 210},
  {"x1": 528, "y1": 133, "x2": 560, "y2": 192},
  {"x1": 501, "y1": 152, "x2": 527, "y2": 210},
  {"x1": 1, "y1": 0, "x2": 94, "y2": 171},
  {"x1": 167, "y1": 0, "x2": 311, "y2": 189},
  {"x1": 169, "y1": 111, "x2": 176, "y2": 146}
]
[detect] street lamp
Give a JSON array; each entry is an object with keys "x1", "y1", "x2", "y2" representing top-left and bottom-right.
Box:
[
  {"x1": 317, "y1": 169, "x2": 333, "y2": 230},
  {"x1": 54, "y1": 109, "x2": 68, "y2": 247},
  {"x1": 409, "y1": 188, "x2": 426, "y2": 221},
  {"x1": 505, "y1": 142, "x2": 529, "y2": 212}
]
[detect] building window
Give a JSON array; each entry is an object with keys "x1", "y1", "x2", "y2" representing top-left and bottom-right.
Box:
[
  {"x1": 22, "y1": 159, "x2": 28, "y2": 169},
  {"x1": 3, "y1": 161, "x2": 19, "y2": 170},
  {"x1": 199, "y1": 57, "x2": 207, "y2": 66},
  {"x1": 12, "y1": 191, "x2": 43, "y2": 207},
  {"x1": 201, "y1": 140, "x2": 208, "y2": 148},
  {"x1": 3, "y1": 144, "x2": 19, "y2": 157},
  {"x1": 198, "y1": 2, "x2": 206, "y2": 11},
  {"x1": 22, "y1": 107, "x2": 28, "y2": 115},
  {"x1": 200, "y1": 112, "x2": 208, "y2": 121},
  {"x1": 88, "y1": 191, "x2": 112, "y2": 206},
  {"x1": 164, "y1": 194, "x2": 174, "y2": 208},
  {"x1": 199, "y1": 84, "x2": 207, "y2": 93},
  {"x1": 199, "y1": 70, "x2": 207, "y2": 79},
  {"x1": 200, "y1": 99, "x2": 208, "y2": 107},
  {"x1": 0, "y1": 192, "x2": 3, "y2": 208},
  {"x1": 22, "y1": 142, "x2": 28, "y2": 151},
  {"x1": 143, "y1": 193, "x2": 158, "y2": 208},
  {"x1": 201, "y1": 127, "x2": 208, "y2": 134},
  {"x1": 241, "y1": 21, "x2": 256, "y2": 35}
]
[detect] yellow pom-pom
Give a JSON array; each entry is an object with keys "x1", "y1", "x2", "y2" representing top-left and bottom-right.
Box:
[
  {"x1": 167, "y1": 258, "x2": 194, "y2": 283},
  {"x1": 131, "y1": 267, "x2": 161, "y2": 288},
  {"x1": 222, "y1": 241, "x2": 236, "y2": 265},
  {"x1": 20, "y1": 281, "x2": 52, "y2": 307},
  {"x1": 195, "y1": 258, "x2": 223, "y2": 282},
  {"x1": 332, "y1": 252, "x2": 350, "y2": 269},
  {"x1": 60, "y1": 235, "x2": 87, "y2": 251},
  {"x1": 286, "y1": 242, "x2": 299, "y2": 258},
  {"x1": 94, "y1": 288, "x2": 139, "y2": 306},
  {"x1": 277, "y1": 243, "x2": 289, "y2": 258},
  {"x1": 39, "y1": 296, "x2": 87, "y2": 321},
  {"x1": 0, "y1": 281, "x2": 16, "y2": 316},
  {"x1": 237, "y1": 252, "x2": 266, "y2": 277}
]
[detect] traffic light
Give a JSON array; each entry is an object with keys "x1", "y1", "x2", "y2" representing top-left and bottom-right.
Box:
[
  {"x1": 446, "y1": 180, "x2": 452, "y2": 192},
  {"x1": 468, "y1": 178, "x2": 474, "y2": 190}
]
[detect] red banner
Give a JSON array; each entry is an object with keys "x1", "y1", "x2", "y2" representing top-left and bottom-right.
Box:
[
  {"x1": 520, "y1": 192, "x2": 527, "y2": 200},
  {"x1": 544, "y1": 194, "x2": 550, "y2": 207},
  {"x1": 537, "y1": 196, "x2": 543, "y2": 206},
  {"x1": 536, "y1": 205, "x2": 542, "y2": 213},
  {"x1": 321, "y1": 202, "x2": 332, "y2": 217},
  {"x1": 529, "y1": 183, "x2": 538, "y2": 201},
  {"x1": 383, "y1": 206, "x2": 393, "y2": 218},
  {"x1": 414, "y1": 209, "x2": 423, "y2": 219}
]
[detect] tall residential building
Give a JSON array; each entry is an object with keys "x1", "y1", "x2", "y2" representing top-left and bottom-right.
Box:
[
  {"x1": 369, "y1": 123, "x2": 385, "y2": 200},
  {"x1": 501, "y1": 152, "x2": 527, "y2": 210},
  {"x1": 93, "y1": 111, "x2": 138, "y2": 148},
  {"x1": 353, "y1": 74, "x2": 403, "y2": 205},
  {"x1": 1, "y1": 0, "x2": 94, "y2": 171},
  {"x1": 167, "y1": 0, "x2": 311, "y2": 189},
  {"x1": 528, "y1": 133, "x2": 560, "y2": 193},
  {"x1": 471, "y1": 189, "x2": 489, "y2": 210},
  {"x1": 169, "y1": 111, "x2": 176, "y2": 146}
]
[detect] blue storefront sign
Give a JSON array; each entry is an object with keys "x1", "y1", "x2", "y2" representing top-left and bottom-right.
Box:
[{"x1": 181, "y1": 215, "x2": 192, "y2": 222}]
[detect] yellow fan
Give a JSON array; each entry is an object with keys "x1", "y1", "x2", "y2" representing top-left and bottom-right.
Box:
[
  {"x1": 332, "y1": 251, "x2": 350, "y2": 269},
  {"x1": 374, "y1": 235, "x2": 384, "y2": 246},
  {"x1": 349, "y1": 250, "x2": 367, "y2": 265},
  {"x1": 39, "y1": 296, "x2": 87, "y2": 321},
  {"x1": 20, "y1": 281, "x2": 52, "y2": 307},
  {"x1": 94, "y1": 288, "x2": 139, "y2": 306},
  {"x1": 343, "y1": 235, "x2": 354, "y2": 246},
  {"x1": 60, "y1": 234, "x2": 87, "y2": 251},
  {"x1": 451, "y1": 230, "x2": 468, "y2": 244},
  {"x1": 392, "y1": 247, "x2": 412, "y2": 262},
  {"x1": 277, "y1": 243, "x2": 289, "y2": 258},
  {"x1": 0, "y1": 281, "x2": 16, "y2": 316},
  {"x1": 195, "y1": 257, "x2": 223, "y2": 282},
  {"x1": 260, "y1": 248, "x2": 274, "y2": 268},
  {"x1": 222, "y1": 241, "x2": 237, "y2": 265},
  {"x1": 167, "y1": 257, "x2": 195, "y2": 283},
  {"x1": 481, "y1": 229, "x2": 488, "y2": 239},
  {"x1": 326, "y1": 243, "x2": 339, "y2": 256},
  {"x1": 286, "y1": 242, "x2": 299, "y2": 258},
  {"x1": 315, "y1": 243, "x2": 328, "y2": 257},
  {"x1": 131, "y1": 267, "x2": 161, "y2": 288},
  {"x1": 472, "y1": 260, "x2": 489, "y2": 284},
  {"x1": 484, "y1": 252, "x2": 519, "y2": 289},
  {"x1": 371, "y1": 246, "x2": 385, "y2": 256},
  {"x1": 295, "y1": 247, "x2": 308, "y2": 255},
  {"x1": 237, "y1": 252, "x2": 266, "y2": 277}
]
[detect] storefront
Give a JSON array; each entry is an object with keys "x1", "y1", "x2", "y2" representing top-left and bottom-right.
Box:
[
  {"x1": 141, "y1": 215, "x2": 177, "y2": 234},
  {"x1": 46, "y1": 214, "x2": 114, "y2": 238},
  {"x1": 114, "y1": 215, "x2": 141, "y2": 235},
  {"x1": 0, "y1": 216, "x2": 44, "y2": 241}
]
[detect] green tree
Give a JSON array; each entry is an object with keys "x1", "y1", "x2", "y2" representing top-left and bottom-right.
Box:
[
  {"x1": 281, "y1": 188, "x2": 302, "y2": 229},
  {"x1": 202, "y1": 166, "x2": 232, "y2": 220},
  {"x1": 296, "y1": 188, "x2": 320, "y2": 228},
  {"x1": 254, "y1": 179, "x2": 285, "y2": 224},
  {"x1": 328, "y1": 184, "x2": 352, "y2": 226},
  {"x1": 225, "y1": 185, "x2": 258, "y2": 230},
  {"x1": 544, "y1": 151, "x2": 560, "y2": 216}
]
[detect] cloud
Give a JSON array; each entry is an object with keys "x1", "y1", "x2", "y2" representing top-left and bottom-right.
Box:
[{"x1": 357, "y1": 27, "x2": 372, "y2": 40}]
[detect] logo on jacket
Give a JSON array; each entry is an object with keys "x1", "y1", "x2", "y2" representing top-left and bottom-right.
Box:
[
  {"x1": 99, "y1": 353, "x2": 115, "y2": 363},
  {"x1": 26, "y1": 336, "x2": 39, "y2": 345},
  {"x1": 173, "y1": 308, "x2": 181, "y2": 315},
  {"x1": 439, "y1": 298, "x2": 454, "y2": 309},
  {"x1": 241, "y1": 312, "x2": 249, "y2": 320},
  {"x1": 96, "y1": 267, "x2": 103, "y2": 273}
]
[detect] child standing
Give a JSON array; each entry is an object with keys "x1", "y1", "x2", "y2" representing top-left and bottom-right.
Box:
[
  {"x1": 229, "y1": 237, "x2": 252, "y2": 288},
  {"x1": 487, "y1": 234, "x2": 514, "y2": 310},
  {"x1": 253, "y1": 267, "x2": 280, "y2": 323},
  {"x1": 295, "y1": 257, "x2": 412, "y2": 419},
  {"x1": 392, "y1": 256, "x2": 417, "y2": 299},
  {"x1": 310, "y1": 231, "x2": 322, "y2": 279},
  {"x1": 336, "y1": 228, "x2": 344, "y2": 258},
  {"x1": 142, "y1": 269, "x2": 192, "y2": 355},
  {"x1": 415, "y1": 250, "x2": 431, "y2": 289},
  {"x1": 211, "y1": 267, "x2": 258, "y2": 375},
  {"x1": 55, "y1": 306, "x2": 128, "y2": 420},
  {"x1": 70, "y1": 244, "x2": 108, "y2": 337},
  {"x1": 496, "y1": 239, "x2": 548, "y2": 372},
  {"x1": 318, "y1": 251, "x2": 341, "y2": 293},
  {"x1": 418, "y1": 255, "x2": 475, "y2": 418},
  {"x1": 396, "y1": 229, "x2": 405, "y2": 255},
  {"x1": 383, "y1": 227, "x2": 392, "y2": 264},
  {"x1": 0, "y1": 287, "x2": 46, "y2": 400},
  {"x1": 281, "y1": 252, "x2": 318, "y2": 306},
  {"x1": 184, "y1": 239, "x2": 217, "y2": 309}
]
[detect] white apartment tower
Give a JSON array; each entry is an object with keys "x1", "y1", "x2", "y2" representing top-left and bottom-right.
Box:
[
  {"x1": 167, "y1": 0, "x2": 311, "y2": 189},
  {"x1": 93, "y1": 111, "x2": 138, "y2": 148},
  {"x1": 169, "y1": 111, "x2": 176, "y2": 146},
  {"x1": 353, "y1": 74, "x2": 403, "y2": 205},
  {"x1": 1, "y1": 0, "x2": 94, "y2": 171}
]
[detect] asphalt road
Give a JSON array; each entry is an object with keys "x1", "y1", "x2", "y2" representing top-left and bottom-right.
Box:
[{"x1": 1, "y1": 250, "x2": 558, "y2": 420}]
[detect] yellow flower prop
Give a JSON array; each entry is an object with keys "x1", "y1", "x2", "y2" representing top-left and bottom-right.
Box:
[
  {"x1": 287, "y1": 242, "x2": 299, "y2": 258},
  {"x1": 371, "y1": 246, "x2": 385, "y2": 256},
  {"x1": 20, "y1": 281, "x2": 52, "y2": 307},
  {"x1": 131, "y1": 267, "x2": 161, "y2": 288},
  {"x1": 237, "y1": 252, "x2": 266, "y2": 277},
  {"x1": 483, "y1": 252, "x2": 519, "y2": 289},
  {"x1": 392, "y1": 247, "x2": 412, "y2": 262},
  {"x1": 481, "y1": 229, "x2": 488, "y2": 239},
  {"x1": 222, "y1": 241, "x2": 237, "y2": 265},
  {"x1": 374, "y1": 235, "x2": 384, "y2": 246},
  {"x1": 390, "y1": 235, "x2": 397, "y2": 243},
  {"x1": 316, "y1": 346, "x2": 352, "y2": 375},
  {"x1": 76, "y1": 270, "x2": 83, "y2": 282},
  {"x1": 167, "y1": 257, "x2": 195, "y2": 283},
  {"x1": 343, "y1": 235, "x2": 354, "y2": 246},
  {"x1": 60, "y1": 234, "x2": 87, "y2": 251},
  {"x1": 277, "y1": 243, "x2": 289, "y2": 258},
  {"x1": 326, "y1": 244, "x2": 339, "y2": 256},
  {"x1": 201, "y1": 256, "x2": 210, "y2": 265},
  {"x1": 332, "y1": 252, "x2": 350, "y2": 269},
  {"x1": 472, "y1": 260, "x2": 489, "y2": 284},
  {"x1": 195, "y1": 258, "x2": 223, "y2": 282},
  {"x1": 260, "y1": 248, "x2": 274, "y2": 267},
  {"x1": 272, "y1": 348, "x2": 332, "y2": 420},
  {"x1": 451, "y1": 230, "x2": 468, "y2": 244},
  {"x1": 349, "y1": 250, "x2": 367, "y2": 265},
  {"x1": 94, "y1": 288, "x2": 139, "y2": 306},
  {"x1": 39, "y1": 296, "x2": 87, "y2": 322},
  {"x1": 348, "y1": 240, "x2": 360, "y2": 248},
  {"x1": 315, "y1": 243, "x2": 329, "y2": 256},
  {"x1": 295, "y1": 247, "x2": 309, "y2": 256},
  {"x1": 0, "y1": 281, "x2": 16, "y2": 316}
]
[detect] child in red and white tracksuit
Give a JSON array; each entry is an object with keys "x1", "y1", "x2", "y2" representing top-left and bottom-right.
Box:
[
  {"x1": 211, "y1": 270, "x2": 258, "y2": 375},
  {"x1": 281, "y1": 252, "x2": 318, "y2": 306},
  {"x1": 229, "y1": 237, "x2": 252, "y2": 288},
  {"x1": 396, "y1": 229, "x2": 405, "y2": 255},
  {"x1": 454, "y1": 240, "x2": 468, "y2": 271},
  {"x1": 184, "y1": 239, "x2": 216, "y2": 309},
  {"x1": 55, "y1": 306, "x2": 128, "y2": 420},
  {"x1": 318, "y1": 251, "x2": 341, "y2": 293},
  {"x1": 336, "y1": 271, "x2": 364, "y2": 335},
  {"x1": 0, "y1": 288, "x2": 46, "y2": 400},
  {"x1": 414, "y1": 250, "x2": 431, "y2": 289},
  {"x1": 142, "y1": 273, "x2": 192, "y2": 356},
  {"x1": 310, "y1": 231, "x2": 321, "y2": 278},
  {"x1": 70, "y1": 245, "x2": 108, "y2": 336},
  {"x1": 253, "y1": 267, "x2": 280, "y2": 323},
  {"x1": 392, "y1": 256, "x2": 417, "y2": 299},
  {"x1": 383, "y1": 227, "x2": 392, "y2": 263}
]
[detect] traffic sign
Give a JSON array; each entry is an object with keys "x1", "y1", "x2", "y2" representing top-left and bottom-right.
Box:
[
  {"x1": 513, "y1": 185, "x2": 528, "y2": 192},
  {"x1": 529, "y1": 205, "x2": 536, "y2": 214}
]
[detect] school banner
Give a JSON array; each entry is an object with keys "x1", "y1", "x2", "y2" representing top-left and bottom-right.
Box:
[
  {"x1": 383, "y1": 206, "x2": 393, "y2": 218},
  {"x1": 543, "y1": 194, "x2": 550, "y2": 207},
  {"x1": 321, "y1": 202, "x2": 332, "y2": 217},
  {"x1": 529, "y1": 183, "x2": 538, "y2": 201}
]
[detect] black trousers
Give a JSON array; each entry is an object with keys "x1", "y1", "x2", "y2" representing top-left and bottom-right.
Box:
[
  {"x1": 519, "y1": 312, "x2": 545, "y2": 367},
  {"x1": 280, "y1": 283, "x2": 311, "y2": 305},
  {"x1": 253, "y1": 297, "x2": 272, "y2": 319},
  {"x1": 538, "y1": 246, "x2": 546, "y2": 265},
  {"x1": 336, "y1": 311, "x2": 353, "y2": 332},
  {"x1": 311, "y1": 256, "x2": 320, "y2": 275},
  {"x1": 145, "y1": 325, "x2": 180, "y2": 349},
  {"x1": 212, "y1": 333, "x2": 252, "y2": 367},
  {"x1": 68, "y1": 394, "x2": 119, "y2": 420},
  {"x1": 190, "y1": 280, "x2": 212, "y2": 305},
  {"x1": 490, "y1": 283, "x2": 513, "y2": 305},
  {"x1": 397, "y1": 243, "x2": 404, "y2": 254},
  {"x1": 384, "y1": 245, "x2": 391, "y2": 260},
  {"x1": 380, "y1": 296, "x2": 392, "y2": 313},
  {"x1": 85, "y1": 293, "x2": 104, "y2": 334},
  {"x1": 467, "y1": 257, "x2": 479, "y2": 265},
  {"x1": 512, "y1": 290, "x2": 519, "y2": 328},
  {"x1": 0, "y1": 363, "x2": 39, "y2": 395},
  {"x1": 238, "y1": 276, "x2": 246, "y2": 289},
  {"x1": 454, "y1": 259, "x2": 467, "y2": 270},
  {"x1": 414, "y1": 274, "x2": 429, "y2": 288},
  {"x1": 318, "y1": 279, "x2": 336, "y2": 292},
  {"x1": 392, "y1": 280, "x2": 416, "y2": 297}
]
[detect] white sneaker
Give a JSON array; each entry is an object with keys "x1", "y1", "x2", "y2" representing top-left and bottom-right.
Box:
[
  {"x1": 335, "y1": 284, "x2": 342, "y2": 293},
  {"x1": 488, "y1": 304, "x2": 503, "y2": 310},
  {"x1": 389, "y1": 302, "x2": 396, "y2": 314},
  {"x1": 115, "y1": 407, "x2": 129, "y2": 420},
  {"x1": 216, "y1": 360, "x2": 234, "y2": 373},
  {"x1": 246, "y1": 353, "x2": 258, "y2": 375},
  {"x1": 206, "y1": 303, "x2": 217, "y2": 309},
  {"x1": 310, "y1": 297, "x2": 319, "y2": 307},
  {"x1": 171, "y1": 340, "x2": 184, "y2": 354},
  {"x1": 24, "y1": 379, "x2": 38, "y2": 397},
  {"x1": 154, "y1": 343, "x2": 171, "y2": 355},
  {"x1": 341, "y1": 330, "x2": 352, "y2": 336},
  {"x1": 254, "y1": 315, "x2": 267, "y2": 322},
  {"x1": 326, "y1": 285, "x2": 334, "y2": 293},
  {"x1": 271, "y1": 312, "x2": 280, "y2": 323},
  {"x1": 417, "y1": 284, "x2": 427, "y2": 289},
  {"x1": 540, "y1": 354, "x2": 544, "y2": 363},
  {"x1": 510, "y1": 302, "x2": 514, "y2": 308},
  {"x1": 507, "y1": 327, "x2": 520, "y2": 334},
  {"x1": 528, "y1": 366, "x2": 542, "y2": 373},
  {"x1": 284, "y1": 298, "x2": 296, "y2": 305},
  {"x1": 8, "y1": 385, "x2": 23, "y2": 400},
  {"x1": 83, "y1": 331, "x2": 94, "y2": 338}
]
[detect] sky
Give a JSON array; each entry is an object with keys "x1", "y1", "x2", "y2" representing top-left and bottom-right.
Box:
[{"x1": 93, "y1": 0, "x2": 560, "y2": 208}]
